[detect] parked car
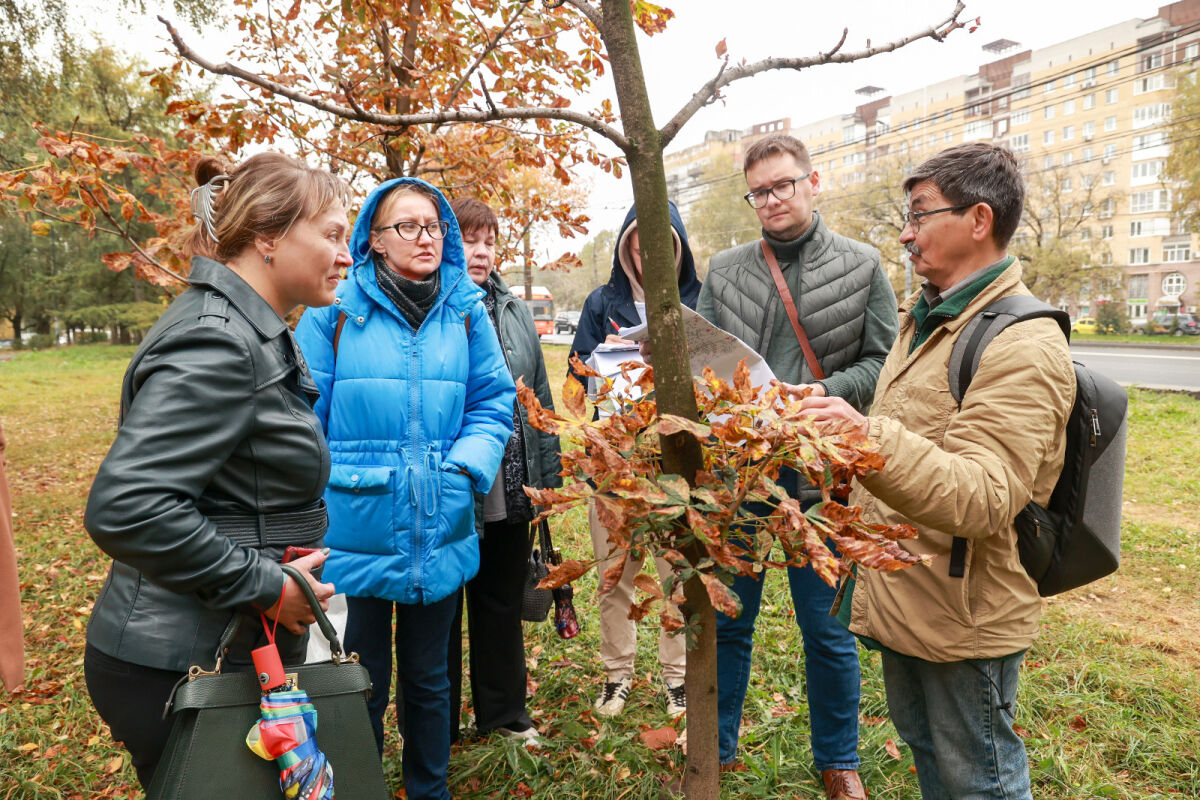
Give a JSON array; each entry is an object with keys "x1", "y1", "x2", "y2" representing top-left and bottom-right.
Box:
[
  {"x1": 1071, "y1": 317, "x2": 1099, "y2": 335},
  {"x1": 1142, "y1": 312, "x2": 1200, "y2": 336},
  {"x1": 554, "y1": 310, "x2": 581, "y2": 335}
]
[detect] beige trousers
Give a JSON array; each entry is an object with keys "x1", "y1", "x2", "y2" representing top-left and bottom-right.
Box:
[
  {"x1": 588, "y1": 501, "x2": 685, "y2": 683},
  {"x1": 0, "y1": 423, "x2": 25, "y2": 693}
]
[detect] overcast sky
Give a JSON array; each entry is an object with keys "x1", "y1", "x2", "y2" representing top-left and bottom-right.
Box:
[{"x1": 119, "y1": 0, "x2": 1157, "y2": 250}]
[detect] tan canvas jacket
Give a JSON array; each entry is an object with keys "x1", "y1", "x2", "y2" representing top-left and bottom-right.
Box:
[{"x1": 847, "y1": 259, "x2": 1076, "y2": 662}]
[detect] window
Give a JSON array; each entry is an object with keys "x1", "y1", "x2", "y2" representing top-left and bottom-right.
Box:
[
  {"x1": 1083, "y1": 120, "x2": 1096, "y2": 139},
  {"x1": 1164, "y1": 243, "x2": 1192, "y2": 262},
  {"x1": 1101, "y1": 251, "x2": 1114, "y2": 265},
  {"x1": 1045, "y1": 79, "x2": 1056, "y2": 94},
  {"x1": 1103, "y1": 171, "x2": 1116, "y2": 185},
  {"x1": 1128, "y1": 274, "x2": 1149, "y2": 299},
  {"x1": 1129, "y1": 247, "x2": 1151, "y2": 264},
  {"x1": 1044, "y1": 105, "x2": 1056, "y2": 120},
  {"x1": 1099, "y1": 198, "x2": 1115, "y2": 218},
  {"x1": 963, "y1": 119, "x2": 991, "y2": 141},
  {"x1": 1080, "y1": 227, "x2": 1092, "y2": 241},
  {"x1": 1188, "y1": 42, "x2": 1199, "y2": 60},
  {"x1": 1107, "y1": 59, "x2": 1120, "y2": 76},
  {"x1": 1133, "y1": 103, "x2": 1171, "y2": 129},
  {"x1": 1084, "y1": 66, "x2": 1098, "y2": 85},
  {"x1": 1011, "y1": 109, "x2": 1030, "y2": 125},
  {"x1": 1063, "y1": 152, "x2": 1074, "y2": 166},
  {"x1": 1063, "y1": 125, "x2": 1075, "y2": 141},
  {"x1": 1129, "y1": 302, "x2": 1148, "y2": 319},
  {"x1": 1083, "y1": 93, "x2": 1096, "y2": 110},
  {"x1": 1104, "y1": 115, "x2": 1118, "y2": 132},
  {"x1": 1043, "y1": 130, "x2": 1055, "y2": 145},
  {"x1": 1043, "y1": 155, "x2": 1055, "y2": 169},
  {"x1": 1131, "y1": 160, "x2": 1165, "y2": 184},
  {"x1": 1163, "y1": 272, "x2": 1187, "y2": 295},
  {"x1": 1064, "y1": 73, "x2": 1076, "y2": 89},
  {"x1": 1062, "y1": 177, "x2": 1073, "y2": 192},
  {"x1": 1082, "y1": 173, "x2": 1095, "y2": 188},
  {"x1": 1132, "y1": 131, "x2": 1168, "y2": 153},
  {"x1": 1106, "y1": 88, "x2": 1120, "y2": 104},
  {"x1": 1063, "y1": 99, "x2": 1075, "y2": 115},
  {"x1": 1010, "y1": 133, "x2": 1030, "y2": 153},
  {"x1": 1101, "y1": 224, "x2": 1113, "y2": 239},
  {"x1": 1104, "y1": 143, "x2": 1117, "y2": 161},
  {"x1": 1135, "y1": 74, "x2": 1171, "y2": 95},
  {"x1": 1082, "y1": 147, "x2": 1095, "y2": 163},
  {"x1": 944, "y1": 131, "x2": 953, "y2": 143},
  {"x1": 1141, "y1": 52, "x2": 1164, "y2": 72},
  {"x1": 1130, "y1": 189, "x2": 1171, "y2": 213}
]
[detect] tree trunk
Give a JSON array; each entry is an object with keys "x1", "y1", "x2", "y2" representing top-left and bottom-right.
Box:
[
  {"x1": 600, "y1": 2, "x2": 717, "y2": 798},
  {"x1": 523, "y1": 231, "x2": 534, "y2": 309},
  {"x1": 10, "y1": 313, "x2": 21, "y2": 340}
]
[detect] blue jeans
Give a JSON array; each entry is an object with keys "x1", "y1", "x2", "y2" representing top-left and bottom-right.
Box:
[
  {"x1": 881, "y1": 650, "x2": 1032, "y2": 800},
  {"x1": 715, "y1": 491, "x2": 860, "y2": 770},
  {"x1": 346, "y1": 593, "x2": 458, "y2": 800}
]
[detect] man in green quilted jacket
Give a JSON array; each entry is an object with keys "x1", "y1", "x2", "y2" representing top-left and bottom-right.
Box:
[{"x1": 697, "y1": 133, "x2": 899, "y2": 800}]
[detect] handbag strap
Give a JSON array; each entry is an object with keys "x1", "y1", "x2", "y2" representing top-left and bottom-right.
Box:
[
  {"x1": 760, "y1": 239, "x2": 825, "y2": 381},
  {"x1": 210, "y1": 563, "x2": 344, "y2": 668},
  {"x1": 537, "y1": 519, "x2": 557, "y2": 564}
]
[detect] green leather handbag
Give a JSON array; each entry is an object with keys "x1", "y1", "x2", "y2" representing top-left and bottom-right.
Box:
[{"x1": 147, "y1": 564, "x2": 389, "y2": 799}]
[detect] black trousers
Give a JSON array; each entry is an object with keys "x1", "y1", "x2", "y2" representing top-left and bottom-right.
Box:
[
  {"x1": 448, "y1": 518, "x2": 533, "y2": 739},
  {"x1": 84, "y1": 643, "x2": 184, "y2": 789}
]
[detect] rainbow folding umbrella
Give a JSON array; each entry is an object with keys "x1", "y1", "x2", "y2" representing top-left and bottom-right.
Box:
[{"x1": 246, "y1": 687, "x2": 335, "y2": 799}]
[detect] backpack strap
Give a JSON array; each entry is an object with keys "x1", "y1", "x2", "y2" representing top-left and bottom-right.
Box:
[{"x1": 946, "y1": 294, "x2": 1070, "y2": 578}]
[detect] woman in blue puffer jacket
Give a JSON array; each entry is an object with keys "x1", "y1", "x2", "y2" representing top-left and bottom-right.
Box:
[{"x1": 295, "y1": 178, "x2": 515, "y2": 800}]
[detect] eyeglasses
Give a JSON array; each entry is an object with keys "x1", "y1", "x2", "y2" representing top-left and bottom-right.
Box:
[
  {"x1": 374, "y1": 220, "x2": 450, "y2": 241},
  {"x1": 901, "y1": 204, "x2": 974, "y2": 232},
  {"x1": 743, "y1": 174, "x2": 811, "y2": 209}
]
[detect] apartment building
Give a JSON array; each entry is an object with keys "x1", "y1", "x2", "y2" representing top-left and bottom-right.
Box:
[{"x1": 667, "y1": 0, "x2": 1200, "y2": 322}]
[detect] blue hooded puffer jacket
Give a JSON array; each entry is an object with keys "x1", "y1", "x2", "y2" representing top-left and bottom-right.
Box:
[
  {"x1": 295, "y1": 178, "x2": 516, "y2": 605},
  {"x1": 568, "y1": 202, "x2": 701, "y2": 387}
]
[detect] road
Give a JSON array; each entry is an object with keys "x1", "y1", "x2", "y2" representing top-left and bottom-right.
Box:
[
  {"x1": 542, "y1": 335, "x2": 1200, "y2": 392},
  {"x1": 1071, "y1": 343, "x2": 1200, "y2": 392}
]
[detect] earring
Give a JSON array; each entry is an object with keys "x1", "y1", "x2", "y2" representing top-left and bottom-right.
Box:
[{"x1": 264, "y1": 255, "x2": 272, "y2": 263}]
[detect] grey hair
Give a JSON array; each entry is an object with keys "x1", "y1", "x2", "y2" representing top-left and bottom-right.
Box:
[
  {"x1": 902, "y1": 143, "x2": 1025, "y2": 248},
  {"x1": 190, "y1": 175, "x2": 230, "y2": 242}
]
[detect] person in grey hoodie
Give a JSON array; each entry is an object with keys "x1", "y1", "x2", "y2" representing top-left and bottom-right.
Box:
[{"x1": 568, "y1": 202, "x2": 700, "y2": 719}]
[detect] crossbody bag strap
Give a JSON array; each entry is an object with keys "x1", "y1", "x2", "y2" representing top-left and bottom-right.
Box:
[
  {"x1": 332, "y1": 310, "x2": 348, "y2": 363},
  {"x1": 760, "y1": 240, "x2": 825, "y2": 381}
]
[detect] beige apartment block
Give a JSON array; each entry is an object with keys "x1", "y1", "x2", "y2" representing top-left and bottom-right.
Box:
[{"x1": 666, "y1": 0, "x2": 1200, "y2": 322}]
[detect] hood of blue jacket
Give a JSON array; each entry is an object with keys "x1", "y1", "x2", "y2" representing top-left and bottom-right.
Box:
[
  {"x1": 348, "y1": 177, "x2": 470, "y2": 308},
  {"x1": 609, "y1": 201, "x2": 701, "y2": 307}
]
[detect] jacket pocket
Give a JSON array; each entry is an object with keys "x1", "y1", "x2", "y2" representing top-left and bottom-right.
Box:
[
  {"x1": 435, "y1": 467, "x2": 476, "y2": 547},
  {"x1": 325, "y1": 464, "x2": 396, "y2": 554}
]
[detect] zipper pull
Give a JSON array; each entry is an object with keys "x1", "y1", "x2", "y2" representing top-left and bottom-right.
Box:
[{"x1": 1090, "y1": 409, "x2": 1101, "y2": 446}]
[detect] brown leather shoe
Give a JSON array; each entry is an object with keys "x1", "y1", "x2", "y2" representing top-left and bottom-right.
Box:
[{"x1": 822, "y1": 769, "x2": 867, "y2": 800}]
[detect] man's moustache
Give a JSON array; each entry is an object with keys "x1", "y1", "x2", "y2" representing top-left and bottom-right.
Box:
[{"x1": 905, "y1": 243, "x2": 922, "y2": 258}]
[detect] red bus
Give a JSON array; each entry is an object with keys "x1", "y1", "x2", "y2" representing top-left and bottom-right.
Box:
[{"x1": 510, "y1": 284, "x2": 555, "y2": 336}]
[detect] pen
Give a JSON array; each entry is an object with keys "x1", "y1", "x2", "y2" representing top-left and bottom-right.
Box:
[{"x1": 610, "y1": 319, "x2": 619, "y2": 333}]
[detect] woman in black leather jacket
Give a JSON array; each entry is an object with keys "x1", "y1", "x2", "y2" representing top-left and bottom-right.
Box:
[{"x1": 82, "y1": 153, "x2": 351, "y2": 788}]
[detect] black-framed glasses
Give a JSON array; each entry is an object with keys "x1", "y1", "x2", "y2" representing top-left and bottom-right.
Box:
[
  {"x1": 374, "y1": 220, "x2": 450, "y2": 241},
  {"x1": 743, "y1": 174, "x2": 811, "y2": 209},
  {"x1": 901, "y1": 204, "x2": 974, "y2": 232}
]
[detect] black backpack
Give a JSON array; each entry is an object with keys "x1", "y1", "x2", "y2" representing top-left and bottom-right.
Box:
[{"x1": 947, "y1": 295, "x2": 1127, "y2": 597}]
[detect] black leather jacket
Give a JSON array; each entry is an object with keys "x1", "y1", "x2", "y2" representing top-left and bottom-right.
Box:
[{"x1": 85, "y1": 258, "x2": 331, "y2": 672}]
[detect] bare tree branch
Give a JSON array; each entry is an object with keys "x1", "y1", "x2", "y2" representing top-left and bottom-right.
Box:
[
  {"x1": 658, "y1": 1, "x2": 968, "y2": 148},
  {"x1": 443, "y1": 3, "x2": 529, "y2": 108},
  {"x1": 158, "y1": 16, "x2": 629, "y2": 150},
  {"x1": 559, "y1": 0, "x2": 602, "y2": 29}
]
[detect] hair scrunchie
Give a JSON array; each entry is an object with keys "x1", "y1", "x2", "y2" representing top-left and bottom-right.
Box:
[{"x1": 190, "y1": 174, "x2": 230, "y2": 243}]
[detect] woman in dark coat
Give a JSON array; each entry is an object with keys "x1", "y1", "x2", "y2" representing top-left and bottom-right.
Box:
[
  {"x1": 446, "y1": 198, "x2": 562, "y2": 745},
  {"x1": 83, "y1": 153, "x2": 350, "y2": 788}
]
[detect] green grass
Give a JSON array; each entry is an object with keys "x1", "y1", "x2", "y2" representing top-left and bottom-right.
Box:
[{"x1": 1, "y1": 345, "x2": 1198, "y2": 799}]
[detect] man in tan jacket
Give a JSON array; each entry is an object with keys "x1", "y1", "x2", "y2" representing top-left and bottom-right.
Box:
[{"x1": 800, "y1": 143, "x2": 1075, "y2": 799}]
